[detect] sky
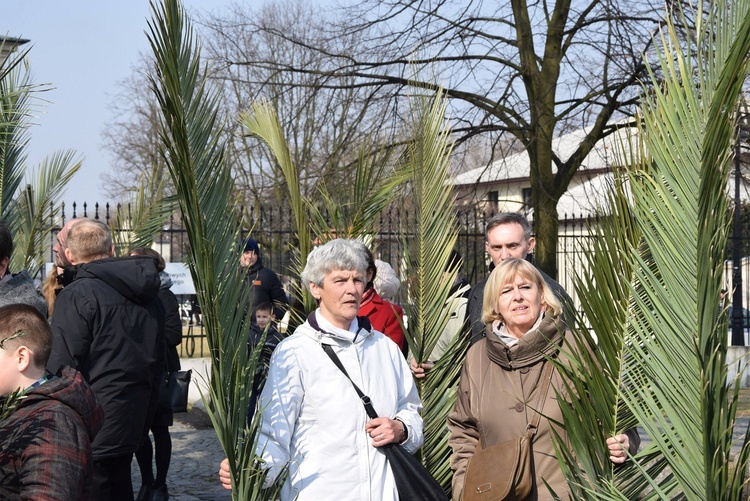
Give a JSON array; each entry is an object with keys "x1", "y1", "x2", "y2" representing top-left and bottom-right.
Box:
[{"x1": 4, "y1": 1, "x2": 236, "y2": 209}]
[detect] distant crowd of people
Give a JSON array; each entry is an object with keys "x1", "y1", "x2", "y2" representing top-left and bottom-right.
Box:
[{"x1": 0, "y1": 212, "x2": 639, "y2": 501}]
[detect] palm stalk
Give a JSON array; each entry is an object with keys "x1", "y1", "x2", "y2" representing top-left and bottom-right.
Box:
[
  {"x1": 146, "y1": 1, "x2": 280, "y2": 498},
  {"x1": 397, "y1": 90, "x2": 466, "y2": 493},
  {"x1": 242, "y1": 102, "x2": 315, "y2": 318},
  {"x1": 109, "y1": 171, "x2": 175, "y2": 256},
  {"x1": 556, "y1": 0, "x2": 750, "y2": 498},
  {"x1": 0, "y1": 51, "x2": 34, "y2": 225}
]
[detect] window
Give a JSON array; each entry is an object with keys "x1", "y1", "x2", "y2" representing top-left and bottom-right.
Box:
[
  {"x1": 488, "y1": 191, "x2": 498, "y2": 211},
  {"x1": 522, "y1": 188, "x2": 532, "y2": 212}
]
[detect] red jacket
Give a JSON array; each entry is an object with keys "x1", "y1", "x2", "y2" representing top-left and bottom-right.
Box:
[{"x1": 359, "y1": 288, "x2": 407, "y2": 355}]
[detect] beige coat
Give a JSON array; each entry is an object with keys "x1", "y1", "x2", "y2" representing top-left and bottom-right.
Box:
[{"x1": 447, "y1": 315, "x2": 572, "y2": 501}]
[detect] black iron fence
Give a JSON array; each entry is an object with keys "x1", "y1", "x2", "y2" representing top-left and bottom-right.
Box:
[{"x1": 49, "y1": 203, "x2": 750, "y2": 356}]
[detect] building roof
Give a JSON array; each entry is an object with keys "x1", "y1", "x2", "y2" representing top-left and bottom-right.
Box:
[
  {"x1": 1, "y1": 36, "x2": 30, "y2": 64},
  {"x1": 451, "y1": 122, "x2": 640, "y2": 186}
]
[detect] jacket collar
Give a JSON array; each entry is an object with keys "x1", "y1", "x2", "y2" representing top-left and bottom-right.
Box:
[
  {"x1": 485, "y1": 314, "x2": 566, "y2": 369},
  {"x1": 306, "y1": 310, "x2": 373, "y2": 345}
]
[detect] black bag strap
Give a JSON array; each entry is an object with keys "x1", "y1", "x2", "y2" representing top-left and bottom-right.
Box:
[
  {"x1": 321, "y1": 343, "x2": 380, "y2": 420},
  {"x1": 308, "y1": 311, "x2": 381, "y2": 420},
  {"x1": 527, "y1": 361, "x2": 555, "y2": 436}
]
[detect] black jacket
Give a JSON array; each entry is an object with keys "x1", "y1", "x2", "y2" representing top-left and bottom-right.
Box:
[
  {"x1": 47, "y1": 256, "x2": 164, "y2": 461},
  {"x1": 242, "y1": 257, "x2": 288, "y2": 320}
]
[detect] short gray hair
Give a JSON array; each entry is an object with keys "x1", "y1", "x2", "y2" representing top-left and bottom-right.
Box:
[
  {"x1": 301, "y1": 239, "x2": 368, "y2": 292},
  {"x1": 486, "y1": 212, "x2": 532, "y2": 241}
]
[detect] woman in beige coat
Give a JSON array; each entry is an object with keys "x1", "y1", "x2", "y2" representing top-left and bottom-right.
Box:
[{"x1": 447, "y1": 258, "x2": 638, "y2": 500}]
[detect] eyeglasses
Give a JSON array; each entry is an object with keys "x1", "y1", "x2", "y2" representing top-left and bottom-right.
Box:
[{"x1": 0, "y1": 330, "x2": 26, "y2": 350}]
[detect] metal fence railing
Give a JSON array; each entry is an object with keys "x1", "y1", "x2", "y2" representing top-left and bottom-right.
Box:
[{"x1": 47, "y1": 203, "x2": 750, "y2": 356}]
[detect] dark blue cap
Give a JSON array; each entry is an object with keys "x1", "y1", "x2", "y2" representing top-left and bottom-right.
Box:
[{"x1": 243, "y1": 237, "x2": 260, "y2": 254}]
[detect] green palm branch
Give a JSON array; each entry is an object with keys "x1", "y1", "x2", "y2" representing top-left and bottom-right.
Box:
[
  {"x1": 243, "y1": 103, "x2": 406, "y2": 319},
  {"x1": 146, "y1": 1, "x2": 282, "y2": 499},
  {"x1": 13, "y1": 150, "x2": 81, "y2": 276},
  {"x1": 109, "y1": 169, "x2": 176, "y2": 256},
  {"x1": 0, "y1": 51, "x2": 34, "y2": 225},
  {"x1": 396, "y1": 90, "x2": 466, "y2": 492},
  {"x1": 242, "y1": 101, "x2": 315, "y2": 319},
  {"x1": 555, "y1": 0, "x2": 750, "y2": 498},
  {"x1": 0, "y1": 42, "x2": 80, "y2": 278}
]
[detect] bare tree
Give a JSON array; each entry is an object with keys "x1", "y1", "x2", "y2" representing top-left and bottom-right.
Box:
[
  {"x1": 220, "y1": 0, "x2": 664, "y2": 277},
  {"x1": 101, "y1": 58, "x2": 172, "y2": 201},
  {"x1": 198, "y1": 0, "x2": 402, "y2": 208}
]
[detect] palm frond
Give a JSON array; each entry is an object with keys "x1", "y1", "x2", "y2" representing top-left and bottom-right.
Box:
[
  {"x1": 397, "y1": 89, "x2": 464, "y2": 492},
  {"x1": 12, "y1": 150, "x2": 81, "y2": 276},
  {"x1": 109, "y1": 171, "x2": 176, "y2": 256},
  {"x1": 242, "y1": 101, "x2": 314, "y2": 319},
  {"x1": 0, "y1": 54, "x2": 34, "y2": 223},
  {"x1": 556, "y1": 0, "x2": 750, "y2": 497},
  {"x1": 146, "y1": 1, "x2": 278, "y2": 498}
]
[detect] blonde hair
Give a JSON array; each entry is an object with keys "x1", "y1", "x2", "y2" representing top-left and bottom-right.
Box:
[
  {"x1": 66, "y1": 219, "x2": 112, "y2": 263},
  {"x1": 481, "y1": 258, "x2": 562, "y2": 325}
]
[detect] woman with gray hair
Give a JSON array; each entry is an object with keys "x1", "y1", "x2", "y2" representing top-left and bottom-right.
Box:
[{"x1": 219, "y1": 239, "x2": 423, "y2": 500}]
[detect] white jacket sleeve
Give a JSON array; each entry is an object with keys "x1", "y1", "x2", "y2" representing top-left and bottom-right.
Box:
[
  {"x1": 392, "y1": 349, "x2": 424, "y2": 454},
  {"x1": 256, "y1": 343, "x2": 303, "y2": 487}
]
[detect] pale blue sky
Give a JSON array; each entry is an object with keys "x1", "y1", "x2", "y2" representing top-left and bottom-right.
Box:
[{"x1": 3, "y1": 1, "x2": 236, "y2": 208}]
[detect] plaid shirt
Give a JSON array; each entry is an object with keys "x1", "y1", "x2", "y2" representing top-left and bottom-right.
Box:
[{"x1": 0, "y1": 367, "x2": 103, "y2": 500}]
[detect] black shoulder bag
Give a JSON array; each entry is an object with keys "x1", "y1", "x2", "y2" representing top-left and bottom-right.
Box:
[{"x1": 321, "y1": 342, "x2": 448, "y2": 501}]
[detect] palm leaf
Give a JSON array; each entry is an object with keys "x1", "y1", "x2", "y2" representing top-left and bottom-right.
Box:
[
  {"x1": 13, "y1": 150, "x2": 81, "y2": 276},
  {"x1": 556, "y1": 0, "x2": 750, "y2": 498},
  {"x1": 146, "y1": 1, "x2": 281, "y2": 499},
  {"x1": 109, "y1": 170, "x2": 176, "y2": 256},
  {"x1": 242, "y1": 101, "x2": 314, "y2": 319},
  {"x1": 0, "y1": 53, "x2": 33, "y2": 224},
  {"x1": 397, "y1": 89, "x2": 465, "y2": 493}
]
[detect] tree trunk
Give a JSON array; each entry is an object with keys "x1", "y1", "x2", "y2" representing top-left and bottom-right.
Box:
[
  {"x1": 533, "y1": 194, "x2": 560, "y2": 280},
  {"x1": 527, "y1": 131, "x2": 561, "y2": 280}
]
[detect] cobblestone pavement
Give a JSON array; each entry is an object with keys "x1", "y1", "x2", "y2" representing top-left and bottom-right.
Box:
[{"x1": 131, "y1": 411, "x2": 230, "y2": 501}]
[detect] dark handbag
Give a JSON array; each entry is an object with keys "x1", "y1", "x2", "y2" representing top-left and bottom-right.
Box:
[
  {"x1": 462, "y1": 362, "x2": 554, "y2": 501},
  {"x1": 158, "y1": 369, "x2": 192, "y2": 413},
  {"x1": 321, "y1": 343, "x2": 448, "y2": 501}
]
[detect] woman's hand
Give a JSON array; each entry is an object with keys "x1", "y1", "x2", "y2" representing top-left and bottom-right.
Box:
[
  {"x1": 365, "y1": 417, "x2": 407, "y2": 446},
  {"x1": 409, "y1": 358, "x2": 434, "y2": 379},
  {"x1": 219, "y1": 458, "x2": 232, "y2": 490},
  {"x1": 607, "y1": 434, "x2": 630, "y2": 464}
]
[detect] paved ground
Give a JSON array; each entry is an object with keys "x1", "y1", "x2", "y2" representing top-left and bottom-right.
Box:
[
  {"x1": 132, "y1": 411, "x2": 750, "y2": 500},
  {"x1": 129, "y1": 359, "x2": 750, "y2": 499},
  {"x1": 131, "y1": 409, "x2": 230, "y2": 501}
]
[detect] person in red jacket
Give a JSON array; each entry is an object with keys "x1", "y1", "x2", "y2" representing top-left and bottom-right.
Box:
[{"x1": 356, "y1": 243, "x2": 407, "y2": 356}]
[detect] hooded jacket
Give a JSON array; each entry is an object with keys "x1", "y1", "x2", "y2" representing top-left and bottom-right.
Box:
[
  {"x1": 0, "y1": 367, "x2": 104, "y2": 500},
  {"x1": 257, "y1": 311, "x2": 423, "y2": 500},
  {"x1": 47, "y1": 256, "x2": 164, "y2": 461}
]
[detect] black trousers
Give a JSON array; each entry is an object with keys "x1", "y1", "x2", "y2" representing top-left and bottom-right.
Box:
[{"x1": 92, "y1": 454, "x2": 134, "y2": 501}]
